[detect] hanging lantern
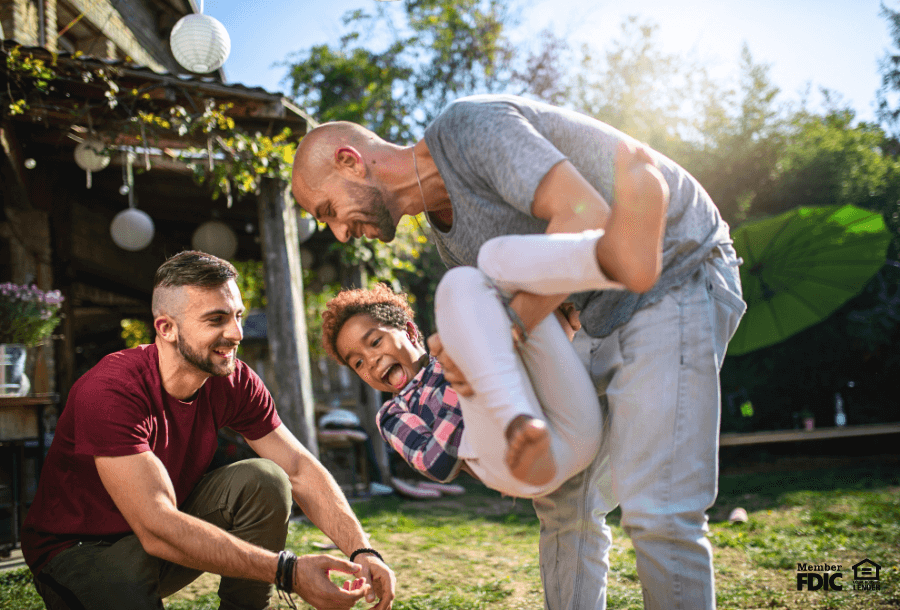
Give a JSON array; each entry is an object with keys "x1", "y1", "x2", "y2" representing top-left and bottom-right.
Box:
[
  {"x1": 170, "y1": 13, "x2": 231, "y2": 73},
  {"x1": 297, "y1": 212, "x2": 317, "y2": 244},
  {"x1": 192, "y1": 220, "x2": 238, "y2": 260},
  {"x1": 111, "y1": 208, "x2": 155, "y2": 251},
  {"x1": 74, "y1": 139, "x2": 110, "y2": 188}
]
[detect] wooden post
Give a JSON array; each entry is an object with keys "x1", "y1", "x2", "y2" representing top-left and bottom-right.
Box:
[{"x1": 257, "y1": 177, "x2": 318, "y2": 456}]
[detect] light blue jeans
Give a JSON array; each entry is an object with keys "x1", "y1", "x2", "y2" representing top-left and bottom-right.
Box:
[{"x1": 533, "y1": 244, "x2": 746, "y2": 610}]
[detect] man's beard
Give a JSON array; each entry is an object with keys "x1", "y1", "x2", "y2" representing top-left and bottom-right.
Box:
[
  {"x1": 177, "y1": 332, "x2": 236, "y2": 377},
  {"x1": 346, "y1": 181, "x2": 396, "y2": 242}
]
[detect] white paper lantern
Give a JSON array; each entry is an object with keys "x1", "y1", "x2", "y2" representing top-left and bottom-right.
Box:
[
  {"x1": 74, "y1": 139, "x2": 110, "y2": 188},
  {"x1": 74, "y1": 139, "x2": 109, "y2": 171},
  {"x1": 111, "y1": 208, "x2": 155, "y2": 251},
  {"x1": 193, "y1": 220, "x2": 238, "y2": 260},
  {"x1": 297, "y1": 213, "x2": 317, "y2": 244},
  {"x1": 170, "y1": 13, "x2": 231, "y2": 73}
]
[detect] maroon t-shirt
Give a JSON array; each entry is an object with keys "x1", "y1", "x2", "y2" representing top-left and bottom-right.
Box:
[{"x1": 21, "y1": 344, "x2": 282, "y2": 574}]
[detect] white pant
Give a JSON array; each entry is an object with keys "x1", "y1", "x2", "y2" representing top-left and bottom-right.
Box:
[{"x1": 433, "y1": 231, "x2": 622, "y2": 497}]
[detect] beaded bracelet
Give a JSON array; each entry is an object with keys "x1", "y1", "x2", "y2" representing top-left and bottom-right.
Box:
[{"x1": 349, "y1": 547, "x2": 385, "y2": 564}]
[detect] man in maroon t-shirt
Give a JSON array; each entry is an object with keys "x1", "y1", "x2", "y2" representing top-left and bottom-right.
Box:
[{"x1": 22, "y1": 251, "x2": 395, "y2": 610}]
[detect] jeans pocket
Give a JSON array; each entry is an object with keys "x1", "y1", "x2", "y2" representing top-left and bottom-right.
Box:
[{"x1": 705, "y1": 261, "x2": 747, "y2": 367}]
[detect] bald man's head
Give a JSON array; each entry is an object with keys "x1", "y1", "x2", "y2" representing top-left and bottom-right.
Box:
[{"x1": 291, "y1": 121, "x2": 383, "y2": 206}]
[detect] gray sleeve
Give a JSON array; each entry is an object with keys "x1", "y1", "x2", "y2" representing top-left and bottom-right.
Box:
[{"x1": 436, "y1": 99, "x2": 567, "y2": 216}]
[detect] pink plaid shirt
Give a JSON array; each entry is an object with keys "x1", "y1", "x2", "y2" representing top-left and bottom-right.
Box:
[{"x1": 376, "y1": 356, "x2": 465, "y2": 482}]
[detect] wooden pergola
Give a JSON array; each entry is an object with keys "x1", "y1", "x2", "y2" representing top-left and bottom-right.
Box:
[{"x1": 1, "y1": 44, "x2": 333, "y2": 454}]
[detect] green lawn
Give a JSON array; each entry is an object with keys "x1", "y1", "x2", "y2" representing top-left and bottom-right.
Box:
[{"x1": 3, "y1": 460, "x2": 898, "y2": 610}]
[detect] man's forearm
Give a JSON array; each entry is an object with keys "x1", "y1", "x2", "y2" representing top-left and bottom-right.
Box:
[
  {"x1": 508, "y1": 291, "x2": 568, "y2": 334},
  {"x1": 141, "y1": 508, "x2": 278, "y2": 584},
  {"x1": 290, "y1": 458, "x2": 371, "y2": 556}
]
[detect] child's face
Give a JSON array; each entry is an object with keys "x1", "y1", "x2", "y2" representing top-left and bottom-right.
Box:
[{"x1": 335, "y1": 314, "x2": 427, "y2": 393}]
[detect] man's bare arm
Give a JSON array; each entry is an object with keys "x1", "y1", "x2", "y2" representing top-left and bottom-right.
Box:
[
  {"x1": 249, "y1": 425, "x2": 396, "y2": 610},
  {"x1": 96, "y1": 448, "x2": 375, "y2": 609},
  {"x1": 95, "y1": 452, "x2": 280, "y2": 581}
]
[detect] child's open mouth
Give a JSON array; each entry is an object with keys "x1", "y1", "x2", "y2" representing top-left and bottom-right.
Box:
[{"x1": 382, "y1": 363, "x2": 407, "y2": 389}]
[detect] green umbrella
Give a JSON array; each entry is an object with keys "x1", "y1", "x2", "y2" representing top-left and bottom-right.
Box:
[{"x1": 729, "y1": 204, "x2": 892, "y2": 356}]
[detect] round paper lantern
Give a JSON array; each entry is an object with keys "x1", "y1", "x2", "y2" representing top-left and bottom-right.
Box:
[
  {"x1": 170, "y1": 14, "x2": 231, "y2": 73},
  {"x1": 74, "y1": 138, "x2": 109, "y2": 188},
  {"x1": 297, "y1": 213, "x2": 317, "y2": 244},
  {"x1": 74, "y1": 139, "x2": 110, "y2": 171},
  {"x1": 111, "y1": 208, "x2": 155, "y2": 251},
  {"x1": 192, "y1": 220, "x2": 238, "y2": 260}
]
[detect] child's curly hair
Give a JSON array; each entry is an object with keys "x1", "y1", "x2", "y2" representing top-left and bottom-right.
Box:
[{"x1": 322, "y1": 283, "x2": 423, "y2": 366}]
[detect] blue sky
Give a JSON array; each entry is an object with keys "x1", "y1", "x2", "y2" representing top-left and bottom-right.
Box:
[{"x1": 209, "y1": 0, "x2": 891, "y2": 124}]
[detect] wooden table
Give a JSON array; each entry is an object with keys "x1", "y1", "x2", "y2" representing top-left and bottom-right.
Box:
[{"x1": 0, "y1": 394, "x2": 58, "y2": 549}]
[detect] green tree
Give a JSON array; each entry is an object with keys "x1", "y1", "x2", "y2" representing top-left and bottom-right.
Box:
[
  {"x1": 763, "y1": 107, "x2": 900, "y2": 223},
  {"x1": 569, "y1": 16, "x2": 702, "y2": 154},
  {"x1": 683, "y1": 45, "x2": 788, "y2": 226},
  {"x1": 877, "y1": 1, "x2": 900, "y2": 136},
  {"x1": 284, "y1": 0, "x2": 569, "y2": 140},
  {"x1": 286, "y1": 37, "x2": 416, "y2": 142}
]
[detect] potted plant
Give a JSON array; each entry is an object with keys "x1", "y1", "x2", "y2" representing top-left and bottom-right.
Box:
[{"x1": 0, "y1": 283, "x2": 64, "y2": 396}]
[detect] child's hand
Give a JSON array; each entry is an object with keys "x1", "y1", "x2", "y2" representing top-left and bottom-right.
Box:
[
  {"x1": 427, "y1": 333, "x2": 474, "y2": 397},
  {"x1": 555, "y1": 302, "x2": 580, "y2": 341}
]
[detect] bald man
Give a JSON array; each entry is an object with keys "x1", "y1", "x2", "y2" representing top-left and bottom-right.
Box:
[
  {"x1": 22, "y1": 250, "x2": 395, "y2": 610},
  {"x1": 292, "y1": 94, "x2": 746, "y2": 610}
]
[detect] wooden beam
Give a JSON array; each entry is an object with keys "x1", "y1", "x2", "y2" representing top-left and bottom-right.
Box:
[
  {"x1": 0, "y1": 122, "x2": 29, "y2": 210},
  {"x1": 257, "y1": 177, "x2": 318, "y2": 456}
]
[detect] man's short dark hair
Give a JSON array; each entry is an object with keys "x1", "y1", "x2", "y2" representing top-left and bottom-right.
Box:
[{"x1": 154, "y1": 250, "x2": 238, "y2": 291}]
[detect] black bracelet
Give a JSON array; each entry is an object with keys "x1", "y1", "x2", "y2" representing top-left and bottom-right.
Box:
[
  {"x1": 349, "y1": 547, "x2": 384, "y2": 564},
  {"x1": 275, "y1": 551, "x2": 299, "y2": 610},
  {"x1": 285, "y1": 553, "x2": 295, "y2": 595},
  {"x1": 276, "y1": 550, "x2": 297, "y2": 591}
]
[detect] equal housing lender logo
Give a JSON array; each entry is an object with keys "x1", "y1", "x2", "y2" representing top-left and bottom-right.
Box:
[{"x1": 796, "y1": 558, "x2": 882, "y2": 592}]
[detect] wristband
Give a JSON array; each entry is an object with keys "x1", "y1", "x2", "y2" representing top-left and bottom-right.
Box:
[
  {"x1": 275, "y1": 551, "x2": 299, "y2": 610},
  {"x1": 349, "y1": 547, "x2": 384, "y2": 564}
]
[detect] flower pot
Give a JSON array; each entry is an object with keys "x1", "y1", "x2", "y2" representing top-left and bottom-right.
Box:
[{"x1": 0, "y1": 343, "x2": 28, "y2": 396}]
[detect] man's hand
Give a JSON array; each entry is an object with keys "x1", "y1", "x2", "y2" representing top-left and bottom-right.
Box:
[
  {"x1": 427, "y1": 333, "x2": 473, "y2": 397},
  {"x1": 292, "y1": 554, "x2": 370, "y2": 610},
  {"x1": 354, "y1": 554, "x2": 396, "y2": 609}
]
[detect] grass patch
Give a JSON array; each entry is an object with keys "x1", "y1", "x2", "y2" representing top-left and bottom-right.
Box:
[{"x1": 4, "y1": 461, "x2": 898, "y2": 609}]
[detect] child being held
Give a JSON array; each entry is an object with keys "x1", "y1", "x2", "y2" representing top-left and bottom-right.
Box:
[{"x1": 321, "y1": 141, "x2": 669, "y2": 497}]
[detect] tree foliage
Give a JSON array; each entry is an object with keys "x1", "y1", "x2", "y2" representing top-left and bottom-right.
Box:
[
  {"x1": 684, "y1": 46, "x2": 788, "y2": 226},
  {"x1": 284, "y1": 0, "x2": 567, "y2": 141},
  {"x1": 877, "y1": 1, "x2": 900, "y2": 136},
  {"x1": 569, "y1": 17, "x2": 702, "y2": 154},
  {"x1": 764, "y1": 109, "x2": 900, "y2": 222}
]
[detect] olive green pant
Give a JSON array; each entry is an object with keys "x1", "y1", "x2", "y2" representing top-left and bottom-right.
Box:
[{"x1": 33, "y1": 458, "x2": 292, "y2": 610}]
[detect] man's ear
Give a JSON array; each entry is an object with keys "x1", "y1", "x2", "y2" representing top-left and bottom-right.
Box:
[
  {"x1": 335, "y1": 146, "x2": 365, "y2": 177},
  {"x1": 155, "y1": 315, "x2": 177, "y2": 343}
]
